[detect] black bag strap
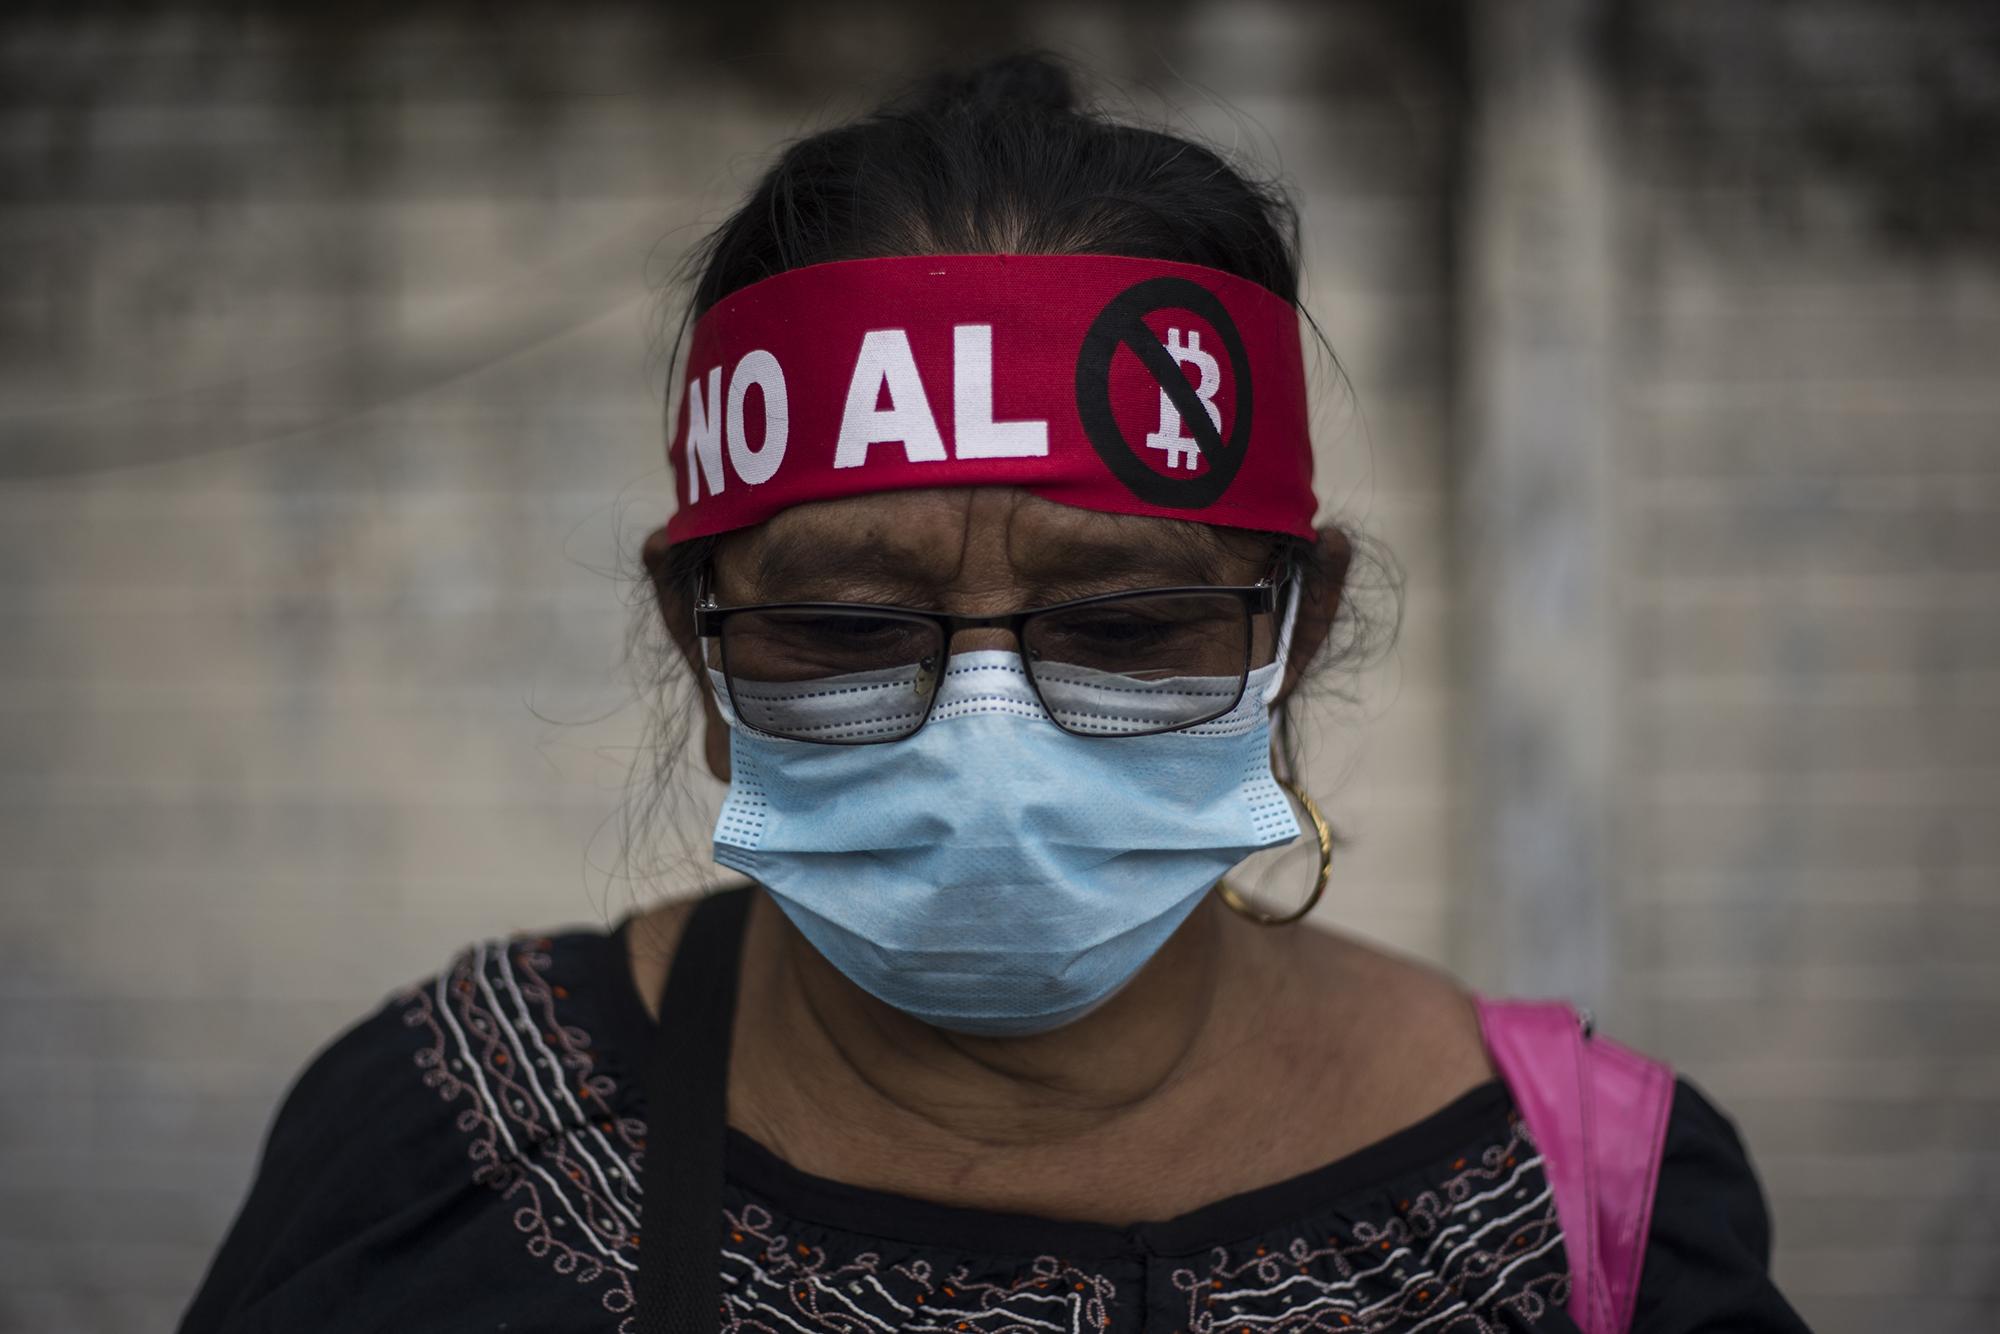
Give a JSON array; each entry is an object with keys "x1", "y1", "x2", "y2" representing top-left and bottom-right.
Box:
[{"x1": 634, "y1": 885, "x2": 754, "y2": 1334}]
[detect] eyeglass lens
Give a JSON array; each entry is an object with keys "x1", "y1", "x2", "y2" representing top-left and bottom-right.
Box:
[
  {"x1": 1022, "y1": 592, "x2": 1250, "y2": 735},
  {"x1": 718, "y1": 593, "x2": 1252, "y2": 742},
  {"x1": 719, "y1": 609, "x2": 945, "y2": 742}
]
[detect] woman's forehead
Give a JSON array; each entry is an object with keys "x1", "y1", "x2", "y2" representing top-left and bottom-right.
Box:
[{"x1": 712, "y1": 488, "x2": 1268, "y2": 594}]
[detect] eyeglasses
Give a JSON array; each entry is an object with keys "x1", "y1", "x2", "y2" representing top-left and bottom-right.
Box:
[{"x1": 695, "y1": 568, "x2": 1283, "y2": 744}]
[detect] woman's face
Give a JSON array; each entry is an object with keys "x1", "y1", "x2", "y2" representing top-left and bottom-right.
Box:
[{"x1": 661, "y1": 485, "x2": 1323, "y2": 780}]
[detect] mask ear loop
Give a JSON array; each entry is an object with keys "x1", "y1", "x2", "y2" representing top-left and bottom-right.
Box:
[
  {"x1": 1216, "y1": 574, "x2": 1332, "y2": 926},
  {"x1": 1259, "y1": 575, "x2": 1303, "y2": 711}
]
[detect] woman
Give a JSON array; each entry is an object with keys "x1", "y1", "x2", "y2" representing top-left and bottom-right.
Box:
[{"x1": 179, "y1": 53, "x2": 1809, "y2": 1334}]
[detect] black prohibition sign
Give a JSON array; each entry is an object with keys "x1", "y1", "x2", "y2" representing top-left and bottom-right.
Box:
[{"x1": 1074, "y1": 276, "x2": 1256, "y2": 509}]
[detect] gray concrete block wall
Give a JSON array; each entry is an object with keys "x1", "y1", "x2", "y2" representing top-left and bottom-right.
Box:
[
  {"x1": 1620, "y1": 245, "x2": 2000, "y2": 1325},
  {"x1": 1618, "y1": 5, "x2": 2000, "y2": 1326}
]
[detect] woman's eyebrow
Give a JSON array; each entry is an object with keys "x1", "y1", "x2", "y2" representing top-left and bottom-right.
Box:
[
  {"x1": 746, "y1": 528, "x2": 1238, "y2": 598},
  {"x1": 1011, "y1": 538, "x2": 1230, "y2": 588},
  {"x1": 749, "y1": 531, "x2": 950, "y2": 596}
]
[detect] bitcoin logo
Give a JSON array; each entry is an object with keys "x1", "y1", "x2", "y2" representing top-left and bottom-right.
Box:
[
  {"x1": 1143, "y1": 328, "x2": 1222, "y2": 471},
  {"x1": 1073, "y1": 277, "x2": 1254, "y2": 510}
]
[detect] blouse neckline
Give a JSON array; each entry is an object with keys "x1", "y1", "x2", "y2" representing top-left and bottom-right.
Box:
[{"x1": 599, "y1": 908, "x2": 1513, "y2": 1259}]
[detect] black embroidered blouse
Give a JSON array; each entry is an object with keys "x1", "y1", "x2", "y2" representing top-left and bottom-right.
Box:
[{"x1": 176, "y1": 918, "x2": 1811, "y2": 1334}]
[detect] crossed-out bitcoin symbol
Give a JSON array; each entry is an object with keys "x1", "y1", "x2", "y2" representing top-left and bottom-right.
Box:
[
  {"x1": 1073, "y1": 277, "x2": 1255, "y2": 510},
  {"x1": 1143, "y1": 328, "x2": 1222, "y2": 470}
]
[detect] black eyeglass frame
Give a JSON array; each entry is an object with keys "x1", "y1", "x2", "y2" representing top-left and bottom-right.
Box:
[{"x1": 693, "y1": 566, "x2": 1286, "y2": 745}]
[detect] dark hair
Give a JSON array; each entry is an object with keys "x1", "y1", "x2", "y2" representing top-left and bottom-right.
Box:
[
  {"x1": 684, "y1": 50, "x2": 1303, "y2": 318},
  {"x1": 625, "y1": 52, "x2": 1400, "y2": 884}
]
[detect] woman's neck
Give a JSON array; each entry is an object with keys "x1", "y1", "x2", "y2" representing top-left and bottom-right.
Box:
[
  {"x1": 711, "y1": 887, "x2": 1332, "y2": 1219},
  {"x1": 626, "y1": 884, "x2": 1495, "y2": 1223},
  {"x1": 733, "y1": 889, "x2": 1249, "y2": 1149}
]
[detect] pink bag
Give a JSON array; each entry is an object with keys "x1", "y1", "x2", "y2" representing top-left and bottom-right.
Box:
[{"x1": 1473, "y1": 998, "x2": 1677, "y2": 1334}]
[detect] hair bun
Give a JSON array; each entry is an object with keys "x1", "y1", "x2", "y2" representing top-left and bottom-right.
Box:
[{"x1": 913, "y1": 51, "x2": 1077, "y2": 117}]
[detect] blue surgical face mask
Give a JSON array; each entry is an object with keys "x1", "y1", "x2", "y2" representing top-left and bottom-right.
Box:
[{"x1": 706, "y1": 591, "x2": 1302, "y2": 1038}]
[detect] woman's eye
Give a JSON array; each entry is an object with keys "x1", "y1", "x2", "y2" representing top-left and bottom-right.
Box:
[
  {"x1": 774, "y1": 617, "x2": 931, "y2": 656},
  {"x1": 1080, "y1": 616, "x2": 1156, "y2": 638},
  {"x1": 1051, "y1": 615, "x2": 1176, "y2": 647},
  {"x1": 793, "y1": 617, "x2": 902, "y2": 639}
]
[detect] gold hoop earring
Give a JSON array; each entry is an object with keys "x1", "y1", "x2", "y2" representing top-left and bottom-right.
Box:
[{"x1": 1214, "y1": 779, "x2": 1333, "y2": 927}]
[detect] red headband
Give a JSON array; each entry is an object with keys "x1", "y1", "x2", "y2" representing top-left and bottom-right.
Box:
[{"x1": 664, "y1": 253, "x2": 1316, "y2": 543}]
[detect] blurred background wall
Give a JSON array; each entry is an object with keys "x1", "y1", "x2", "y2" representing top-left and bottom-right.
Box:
[{"x1": 2, "y1": 1, "x2": 1995, "y2": 1330}]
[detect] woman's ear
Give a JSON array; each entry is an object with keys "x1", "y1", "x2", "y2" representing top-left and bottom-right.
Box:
[
  {"x1": 1275, "y1": 524, "x2": 1352, "y2": 703},
  {"x1": 641, "y1": 524, "x2": 732, "y2": 782}
]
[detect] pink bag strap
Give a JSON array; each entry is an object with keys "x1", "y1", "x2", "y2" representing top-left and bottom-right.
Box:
[{"x1": 1473, "y1": 997, "x2": 1676, "y2": 1334}]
